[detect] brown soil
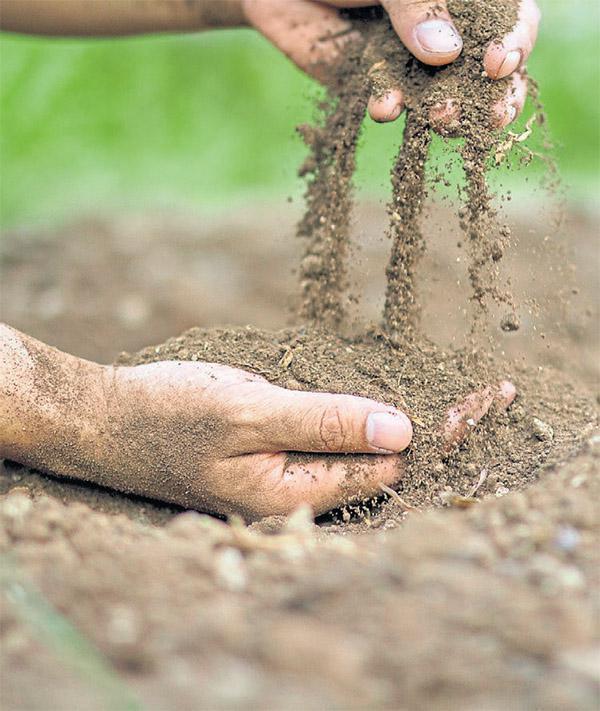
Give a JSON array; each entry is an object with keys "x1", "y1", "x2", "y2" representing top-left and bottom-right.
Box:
[
  {"x1": 300, "y1": 0, "x2": 527, "y2": 336},
  {"x1": 2, "y1": 440, "x2": 599, "y2": 711},
  {"x1": 121, "y1": 326, "x2": 595, "y2": 517},
  {"x1": 1, "y1": 9, "x2": 597, "y2": 695},
  {"x1": 1, "y1": 202, "x2": 599, "y2": 709}
]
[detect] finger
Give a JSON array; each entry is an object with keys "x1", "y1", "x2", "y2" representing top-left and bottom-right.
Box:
[
  {"x1": 236, "y1": 386, "x2": 413, "y2": 455},
  {"x1": 443, "y1": 380, "x2": 516, "y2": 449},
  {"x1": 244, "y1": 0, "x2": 361, "y2": 82},
  {"x1": 220, "y1": 450, "x2": 403, "y2": 520},
  {"x1": 492, "y1": 71, "x2": 528, "y2": 128},
  {"x1": 368, "y1": 88, "x2": 405, "y2": 122},
  {"x1": 429, "y1": 97, "x2": 461, "y2": 134},
  {"x1": 484, "y1": 0, "x2": 540, "y2": 79},
  {"x1": 381, "y1": 0, "x2": 463, "y2": 66}
]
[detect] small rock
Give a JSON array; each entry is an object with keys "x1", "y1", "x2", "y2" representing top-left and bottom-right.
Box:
[
  {"x1": 531, "y1": 417, "x2": 554, "y2": 442},
  {"x1": 588, "y1": 433, "x2": 600, "y2": 457},
  {"x1": 107, "y1": 605, "x2": 139, "y2": 646},
  {"x1": 500, "y1": 312, "x2": 520, "y2": 332},
  {"x1": 214, "y1": 547, "x2": 247, "y2": 592},
  {"x1": 553, "y1": 525, "x2": 580, "y2": 553},
  {"x1": 491, "y1": 241, "x2": 504, "y2": 261},
  {"x1": 284, "y1": 504, "x2": 315, "y2": 536},
  {"x1": 1, "y1": 492, "x2": 33, "y2": 520}
]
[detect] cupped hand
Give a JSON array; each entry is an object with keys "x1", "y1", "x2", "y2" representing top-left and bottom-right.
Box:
[
  {"x1": 243, "y1": 0, "x2": 540, "y2": 129},
  {"x1": 101, "y1": 360, "x2": 515, "y2": 521}
]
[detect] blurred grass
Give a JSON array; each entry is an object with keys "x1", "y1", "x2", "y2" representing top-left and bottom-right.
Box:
[
  {"x1": 0, "y1": 2, "x2": 598, "y2": 228},
  {"x1": 2, "y1": 556, "x2": 142, "y2": 710}
]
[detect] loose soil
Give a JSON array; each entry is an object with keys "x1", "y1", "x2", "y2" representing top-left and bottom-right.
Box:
[
  {"x1": 1, "y1": 204, "x2": 598, "y2": 709},
  {"x1": 299, "y1": 0, "x2": 526, "y2": 335},
  {"x1": 2, "y1": 1, "x2": 599, "y2": 705},
  {"x1": 121, "y1": 326, "x2": 594, "y2": 517}
]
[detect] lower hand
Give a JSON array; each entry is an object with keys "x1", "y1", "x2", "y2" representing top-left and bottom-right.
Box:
[
  {"x1": 85, "y1": 361, "x2": 515, "y2": 520},
  {"x1": 1, "y1": 326, "x2": 515, "y2": 522},
  {"x1": 243, "y1": 0, "x2": 540, "y2": 129}
]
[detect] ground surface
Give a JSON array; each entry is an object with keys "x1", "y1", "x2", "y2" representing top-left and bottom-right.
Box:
[{"x1": 1, "y1": 199, "x2": 599, "y2": 710}]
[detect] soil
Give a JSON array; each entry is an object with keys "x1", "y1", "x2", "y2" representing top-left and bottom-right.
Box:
[
  {"x1": 1, "y1": 3, "x2": 598, "y2": 702},
  {"x1": 2, "y1": 439, "x2": 599, "y2": 711},
  {"x1": 120, "y1": 326, "x2": 594, "y2": 517},
  {"x1": 300, "y1": 0, "x2": 526, "y2": 335},
  {"x1": 1, "y1": 202, "x2": 598, "y2": 709}
]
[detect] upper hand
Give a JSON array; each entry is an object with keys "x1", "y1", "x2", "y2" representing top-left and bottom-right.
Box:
[{"x1": 243, "y1": 0, "x2": 540, "y2": 129}]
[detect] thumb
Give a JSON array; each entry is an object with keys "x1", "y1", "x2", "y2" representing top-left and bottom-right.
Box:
[
  {"x1": 246, "y1": 387, "x2": 413, "y2": 455},
  {"x1": 382, "y1": 0, "x2": 463, "y2": 66}
]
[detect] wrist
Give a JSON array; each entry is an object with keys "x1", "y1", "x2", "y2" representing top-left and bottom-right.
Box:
[{"x1": 0, "y1": 325, "x2": 109, "y2": 473}]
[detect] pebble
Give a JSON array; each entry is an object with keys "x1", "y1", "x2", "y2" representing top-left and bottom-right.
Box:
[
  {"x1": 553, "y1": 525, "x2": 581, "y2": 553},
  {"x1": 1, "y1": 492, "x2": 33, "y2": 520},
  {"x1": 215, "y1": 547, "x2": 248, "y2": 592},
  {"x1": 500, "y1": 313, "x2": 520, "y2": 332},
  {"x1": 531, "y1": 417, "x2": 554, "y2": 442},
  {"x1": 284, "y1": 504, "x2": 315, "y2": 536},
  {"x1": 588, "y1": 433, "x2": 600, "y2": 457}
]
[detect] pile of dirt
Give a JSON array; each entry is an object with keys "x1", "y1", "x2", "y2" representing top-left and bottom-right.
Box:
[{"x1": 121, "y1": 326, "x2": 595, "y2": 517}]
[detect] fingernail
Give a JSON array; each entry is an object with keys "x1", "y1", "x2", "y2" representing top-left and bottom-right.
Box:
[
  {"x1": 506, "y1": 105, "x2": 517, "y2": 124},
  {"x1": 495, "y1": 49, "x2": 522, "y2": 79},
  {"x1": 386, "y1": 102, "x2": 403, "y2": 121},
  {"x1": 366, "y1": 412, "x2": 413, "y2": 453},
  {"x1": 415, "y1": 20, "x2": 462, "y2": 54}
]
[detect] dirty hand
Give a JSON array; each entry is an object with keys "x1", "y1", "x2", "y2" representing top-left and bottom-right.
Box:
[
  {"x1": 244, "y1": 0, "x2": 540, "y2": 128},
  {"x1": 1, "y1": 326, "x2": 515, "y2": 521}
]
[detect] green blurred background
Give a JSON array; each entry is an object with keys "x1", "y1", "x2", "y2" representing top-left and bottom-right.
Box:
[{"x1": 1, "y1": 1, "x2": 598, "y2": 229}]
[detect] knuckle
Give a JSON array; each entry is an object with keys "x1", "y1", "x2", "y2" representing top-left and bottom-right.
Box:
[{"x1": 317, "y1": 404, "x2": 349, "y2": 452}]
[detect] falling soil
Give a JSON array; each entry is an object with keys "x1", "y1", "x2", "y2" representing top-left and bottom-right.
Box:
[{"x1": 299, "y1": 0, "x2": 527, "y2": 335}]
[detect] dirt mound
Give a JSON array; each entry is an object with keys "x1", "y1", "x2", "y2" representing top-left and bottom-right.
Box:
[{"x1": 121, "y1": 326, "x2": 596, "y2": 516}]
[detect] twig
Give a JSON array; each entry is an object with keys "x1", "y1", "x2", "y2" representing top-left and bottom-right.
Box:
[
  {"x1": 468, "y1": 468, "x2": 488, "y2": 497},
  {"x1": 379, "y1": 482, "x2": 416, "y2": 511}
]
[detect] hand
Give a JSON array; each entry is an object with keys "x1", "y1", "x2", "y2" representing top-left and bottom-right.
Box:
[
  {"x1": 1, "y1": 327, "x2": 515, "y2": 522},
  {"x1": 243, "y1": 0, "x2": 540, "y2": 129},
  {"x1": 85, "y1": 361, "x2": 516, "y2": 520}
]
